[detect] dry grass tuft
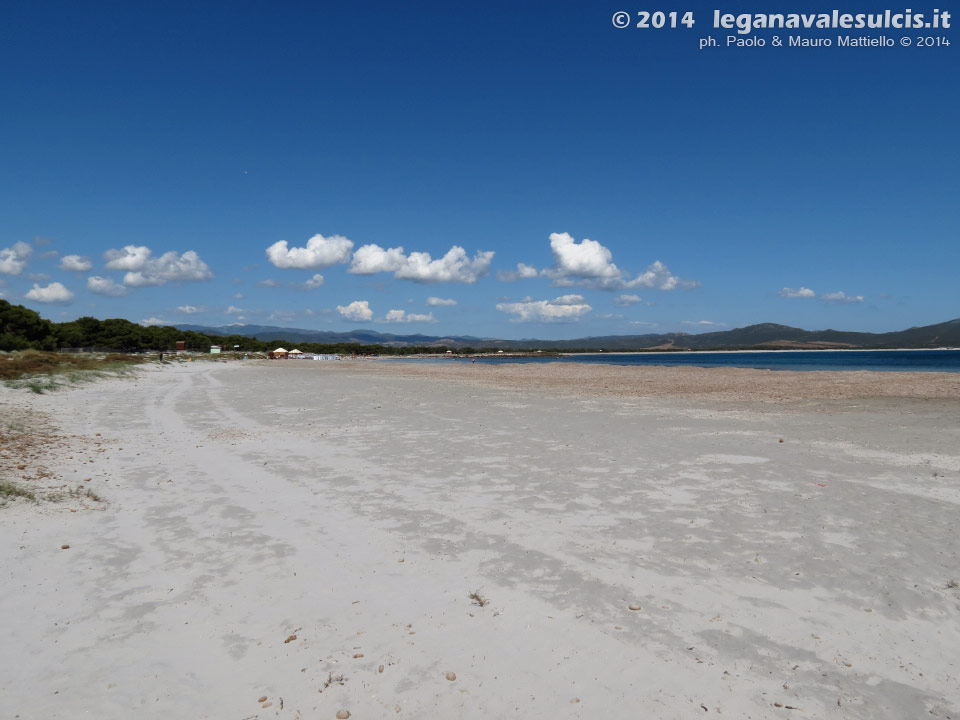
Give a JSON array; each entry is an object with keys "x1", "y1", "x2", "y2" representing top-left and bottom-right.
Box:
[
  {"x1": 322, "y1": 672, "x2": 346, "y2": 689},
  {"x1": 468, "y1": 590, "x2": 489, "y2": 607},
  {"x1": 0, "y1": 481, "x2": 36, "y2": 502},
  {"x1": 0, "y1": 350, "x2": 146, "y2": 380},
  {"x1": 1, "y1": 351, "x2": 147, "y2": 392}
]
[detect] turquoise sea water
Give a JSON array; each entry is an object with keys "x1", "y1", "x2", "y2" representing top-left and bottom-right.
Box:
[{"x1": 413, "y1": 349, "x2": 960, "y2": 373}]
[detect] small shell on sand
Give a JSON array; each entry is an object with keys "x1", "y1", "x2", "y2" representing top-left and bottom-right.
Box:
[
  {"x1": 445, "y1": 672, "x2": 457, "y2": 681},
  {"x1": 336, "y1": 710, "x2": 351, "y2": 719},
  {"x1": 628, "y1": 604, "x2": 642, "y2": 611},
  {"x1": 284, "y1": 634, "x2": 297, "y2": 643}
]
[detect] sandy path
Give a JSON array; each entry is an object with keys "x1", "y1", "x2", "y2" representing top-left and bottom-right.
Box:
[{"x1": 1, "y1": 361, "x2": 959, "y2": 719}]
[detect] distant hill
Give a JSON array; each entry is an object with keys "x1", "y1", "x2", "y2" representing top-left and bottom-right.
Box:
[
  {"x1": 175, "y1": 324, "x2": 484, "y2": 347},
  {"x1": 176, "y1": 318, "x2": 960, "y2": 351}
]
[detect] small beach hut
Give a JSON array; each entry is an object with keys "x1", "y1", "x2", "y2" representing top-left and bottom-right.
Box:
[
  {"x1": 269, "y1": 347, "x2": 289, "y2": 359},
  {"x1": 288, "y1": 348, "x2": 305, "y2": 359}
]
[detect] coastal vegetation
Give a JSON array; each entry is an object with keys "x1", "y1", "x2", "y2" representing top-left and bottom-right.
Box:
[
  {"x1": 0, "y1": 349, "x2": 146, "y2": 390},
  {"x1": 1, "y1": 299, "x2": 507, "y2": 356},
  {"x1": 1, "y1": 299, "x2": 455, "y2": 356},
  {"x1": 0, "y1": 481, "x2": 36, "y2": 503}
]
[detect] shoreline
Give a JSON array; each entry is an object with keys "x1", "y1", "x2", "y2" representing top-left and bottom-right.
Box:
[{"x1": 559, "y1": 346, "x2": 960, "y2": 355}]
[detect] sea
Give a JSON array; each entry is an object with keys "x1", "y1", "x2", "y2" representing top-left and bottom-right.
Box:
[{"x1": 419, "y1": 349, "x2": 960, "y2": 373}]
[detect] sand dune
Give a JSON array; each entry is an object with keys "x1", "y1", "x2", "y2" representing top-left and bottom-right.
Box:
[{"x1": 1, "y1": 360, "x2": 958, "y2": 719}]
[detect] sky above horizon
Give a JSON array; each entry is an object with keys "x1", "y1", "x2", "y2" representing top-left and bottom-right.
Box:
[{"x1": 1, "y1": 1, "x2": 956, "y2": 339}]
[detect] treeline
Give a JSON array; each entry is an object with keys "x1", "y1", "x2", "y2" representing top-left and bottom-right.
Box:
[{"x1": 0, "y1": 299, "x2": 488, "y2": 355}]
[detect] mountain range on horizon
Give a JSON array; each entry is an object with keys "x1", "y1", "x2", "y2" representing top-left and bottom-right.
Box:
[{"x1": 174, "y1": 317, "x2": 960, "y2": 351}]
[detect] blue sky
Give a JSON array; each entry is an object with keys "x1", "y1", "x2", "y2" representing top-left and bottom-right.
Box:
[{"x1": 1, "y1": 1, "x2": 956, "y2": 339}]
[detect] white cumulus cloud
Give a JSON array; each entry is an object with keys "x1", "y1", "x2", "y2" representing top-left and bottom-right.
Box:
[
  {"x1": 104, "y1": 245, "x2": 152, "y2": 271},
  {"x1": 820, "y1": 291, "x2": 864, "y2": 304},
  {"x1": 266, "y1": 233, "x2": 354, "y2": 269},
  {"x1": 627, "y1": 260, "x2": 698, "y2": 290},
  {"x1": 426, "y1": 296, "x2": 457, "y2": 307},
  {"x1": 496, "y1": 294, "x2": 592, "y2": 323},
  {"x1": 779, "y1": 286, "x2": 815, "y2": 298},
  {"x1": 349, "y1": 244, "x2": 407, "y2": 274},
  {"x1": 87, "y1": 276, "x2": 129, "y2": 297},
  {"x1": 60, "y1": 254, "x2": 93, "y2": 272},
  {"x1": 177, "y1": 305, "x2": 201, "y2": 314},
  {"x1": 349, "y1": 244, "x2": 493, "y2": 283},
  {"x1": 548, "y1": 232, "x2": 621, "y2": 280},
  {"x1": 614, "y1": 294, "x2": 641, "y2": 306},
  {"x1": 124, "y1": 252, "x2": 212, "y2": 287},
  {"x1": 384, "y1": 309, "x2": 435, "y2": 323},
  {"x1": 541, "y1": 233, "x2": 697, "y2": 291},
  {"x1": 0, "y1": 241, "x2": 32, "y2": 275},
  {"x1": 396, "y1": 246, "x2": 493, "y2": 283},
  {"x1": 337, "y1": 300, "x2": 374, "y2": 322},
  {"x1": 304, "y1": 273, "x2": 324, "y2": 289},
  {"x1": 25, "y1": 281, "x2": 74, "y2": 304},
  {"x1": 226, "y1": 305, "x2": 243, "y2": 314},
  {"x1": 496, "y1": 263, "x2": 539, "y2": 282},
  {"x1": 104, "y1": 245, "x2": 213, "y2": 287},
  {"x1": 140, "y1": 317, "x2": 168, "y2": 326}
]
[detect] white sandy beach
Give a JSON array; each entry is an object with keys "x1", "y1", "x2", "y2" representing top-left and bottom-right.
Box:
[{"x1": 2, "y1": 360, "x2": 959, "y2": 719}]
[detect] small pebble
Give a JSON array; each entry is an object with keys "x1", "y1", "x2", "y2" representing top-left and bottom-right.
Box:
[
  {"x1": 336, "y1": 710, "x2": 351, "y2": 719},
  {"x1": 262, "y1": 701, "x2": 272, "y2": 708},
  {"x1": 445, "y1": 672, "x2": 457, "y2": 681},
  {"x1": 61, "y1": 544, "x2": 70, "y2": 550},
  {"x1": 628, "y1": 604, "x2": 642, "y2": 611},
  {"x1": 570, "y1": 697, "x2": 581, "y2": 704},
  {"x1": 353, "y1": 653, "x2": 364, "y2": 658},
  {"x1": 378, "y1": 665, "x2": 384, "y2": 673},
  {"x1": 284, "y1": 634, "x2": 297, "y2": 643},
  {"x1": 258, "y1": 696, "x2": 267, "y2": 703}
]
